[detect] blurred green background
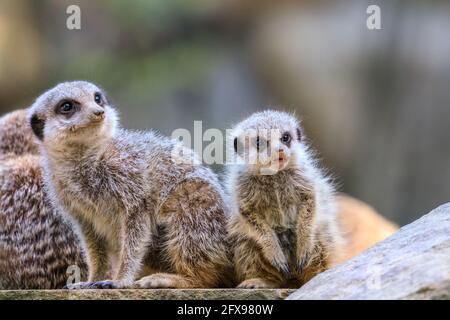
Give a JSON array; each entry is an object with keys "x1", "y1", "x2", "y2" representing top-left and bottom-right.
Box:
[{"x1": 1, "y1": 0, "x2": 450, "y2": 225}]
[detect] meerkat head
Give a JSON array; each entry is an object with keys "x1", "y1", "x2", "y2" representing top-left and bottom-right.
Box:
[
  {"x1": 28, "y1": 81, "x2": 118, "y2": 150},
  {"x1": 231, "y1": 110, "x2": 304, "y2": 175},
  {"x1": 0, "y1": 109, "x2": 40, "y2": 157}
]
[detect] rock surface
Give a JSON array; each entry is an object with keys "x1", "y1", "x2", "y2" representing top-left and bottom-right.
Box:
[
  {"x1": 288, "y1": 203, "x2": 450, "y2": 300},
  {"x1": 0, "y1": 289, "x2": 294, "y2": 300}
]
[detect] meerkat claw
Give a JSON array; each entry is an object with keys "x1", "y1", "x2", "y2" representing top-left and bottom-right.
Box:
[
  {"x1": 297, "y1": 251, "x2": 311, "y2": 270},
  {"x1": 270, "y1": 251, "x2": 290, "y2": 275},
  {"x1": 273, "y1": 261, "x2": 290, "y2": 276}
]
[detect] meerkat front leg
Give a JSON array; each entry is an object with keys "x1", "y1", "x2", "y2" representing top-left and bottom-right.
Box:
[
  {"x1": 296, "y1": 195, "x2": 316, "y2": 271},
  {"x1": 135, "y1": 180, "x2": 231, "y2": 289},
  {"x1": 233, "y1": 236, "x2": 284, "y2": 288},
  {"x1": 242, "y1": 213, "x2": 289, "y2": 276},
  {"x1": 65, "y1": 220, "x2": 110, "y2": 289},
  {"x1": 89, "y1": 208, "x2": 152, "y2": 289}
]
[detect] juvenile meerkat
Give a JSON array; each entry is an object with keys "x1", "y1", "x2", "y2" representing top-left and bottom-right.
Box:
[
  {"x1": 28, "y1": 81, "x2": 232, "y2": 289},
  {"x1": 0, "y1": 110, "x2": 87, "y2": 289},
  {"x1": 227, "y1": 110, "x2": 344, "y2": 289}
]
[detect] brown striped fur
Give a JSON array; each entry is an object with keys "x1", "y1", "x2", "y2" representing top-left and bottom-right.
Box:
[
  {"x1": 0, "y1": 110, "x2": 87, "y2": 289},
  {"x1": 0, "y1": 110, "x2": 39, "y2": 156}
]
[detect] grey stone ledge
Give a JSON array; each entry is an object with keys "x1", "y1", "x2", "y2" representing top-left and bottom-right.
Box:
[{"x1": 0, "y1": 289, "x2": 295, "y2": 300}]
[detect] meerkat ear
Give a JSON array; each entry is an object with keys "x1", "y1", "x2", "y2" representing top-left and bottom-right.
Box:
[
  {"x1": 296, "y1": 128, "x2": 302, "y2": 142},
  {"x1": 233, "y1": 137, "x2": 238, "y2": 153},
  {"x1": 30, "y1": 114, "x2": 45, "y2": 140}
]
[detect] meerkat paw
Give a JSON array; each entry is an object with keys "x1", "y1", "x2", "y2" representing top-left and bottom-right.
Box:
[
  {"x1": 237, "y1": 278, "x2": 277, "y2": 289},
  {"x1": 268, "y1": 250, "x2": 290, "y2": 276},
  {"x1": 297, "y1": 249, "x2": 314, "y2": 272},
  {"x1": 64, "y1": 281, "x2": 97, "y2": 290},
  {"x1": 64, "y1": 280, "x2": 130, "y2": 289},
  {"x1": 134, "y1": 273, "x2": 195, "y2": 289},
  {"x1": 85, "y1": 280, "x2": 129, "y2": 289}
]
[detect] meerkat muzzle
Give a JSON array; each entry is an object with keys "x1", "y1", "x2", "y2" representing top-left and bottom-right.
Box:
[
  {"x1": 278, "y1": 150, "x2": 286, "y2": 162},
  {"x1": 91, "y1": 110, "x2": 105, "y2": 122}
]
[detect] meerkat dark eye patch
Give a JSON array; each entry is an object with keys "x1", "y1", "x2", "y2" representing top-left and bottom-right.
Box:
[
  {"x1": 234, "y1": 137, "x2": 248, "y2": 156},
  {"x1": 296, "y1": 128, "x2": 302, "y2": 142},
  {"x1": 30, "y1": 114, "x2": 45, "y2": 140},
  {"x1": 56, "y1": 100, "x2": 78, "y2": 118}
]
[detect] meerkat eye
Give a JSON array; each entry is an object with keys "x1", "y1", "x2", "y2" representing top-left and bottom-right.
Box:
[
  {"x1": 281, "y1": 132, "x2": 292, "y2": 144},
  {"x1": 58, "y1": 101, "x2": 75, "y2": 114},
  {"x1": 94, "y1": 92, "x2": 103, "y2": 105}
]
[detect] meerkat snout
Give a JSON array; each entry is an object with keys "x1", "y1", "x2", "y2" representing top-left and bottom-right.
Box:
[
  {"x1": 90, "y1": 108, "x2": 105, "y2": 122},
  {"x1": 93, "y1": 109, "x2": 105, "y2": 117}
]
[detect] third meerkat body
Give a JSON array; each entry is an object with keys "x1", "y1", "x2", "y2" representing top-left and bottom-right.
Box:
[
  {"x1": 227, "y1": 111, "x2": 343, "y2": 288},
  {"x1": 29, "y1": 81, "x2": 232, "y2": 289}
]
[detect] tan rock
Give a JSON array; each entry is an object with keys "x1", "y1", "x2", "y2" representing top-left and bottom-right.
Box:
[{"x1": 336, "y1": 193, "x2": 398, "y2": 264}]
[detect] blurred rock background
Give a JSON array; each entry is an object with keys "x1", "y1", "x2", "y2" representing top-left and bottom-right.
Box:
[{"x1": 1, "y1": 0, "x2": 449, "y2": 225}]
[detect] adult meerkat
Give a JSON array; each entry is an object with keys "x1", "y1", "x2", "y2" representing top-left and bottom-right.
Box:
[
  {"x1": 0, "y1": 110, "x2": 87, "y2": 289},
  {"x1": 227, "y1": 110, "x2": 344, "y2": 288},
  {"x1": 28, "y1": 81, "x2": 232, "y2": 289}
]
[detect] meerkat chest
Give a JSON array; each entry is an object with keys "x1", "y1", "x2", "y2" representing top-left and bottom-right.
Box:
[
  {"x1": 264, "y1": 190, "x2": 302, "y2": 229},
  {"x1": 50, "y1": 161, "x2": 128, "y2": 241},
  {"x1": 239, "y1": 176, "x2": 307, "y2": 229},
  {"x1": 55, "y1": 153, "x2": 146, "y2": 206},
  {"x1": 53, "y1": 169, "x2": 118, "y2": 212}
]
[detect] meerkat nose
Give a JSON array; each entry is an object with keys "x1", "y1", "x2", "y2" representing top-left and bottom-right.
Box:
[
  {"x1": 278, "y1": 149, "x2": 286, "y2": 161},
  {"x1": 91, "y1": 109, "x2": 105, "y2": 122}
]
